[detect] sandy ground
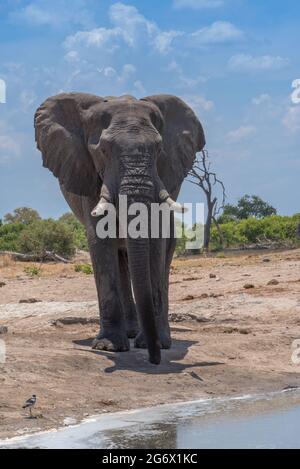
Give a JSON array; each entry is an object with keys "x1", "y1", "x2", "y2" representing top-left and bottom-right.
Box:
[{"x1": 0, "y1": 249, "x2": 300, "y2": 439}]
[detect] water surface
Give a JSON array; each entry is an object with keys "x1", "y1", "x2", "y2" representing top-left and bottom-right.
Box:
[{"x1": 1, "y1": 390, "x2": 300, "y2": 449}]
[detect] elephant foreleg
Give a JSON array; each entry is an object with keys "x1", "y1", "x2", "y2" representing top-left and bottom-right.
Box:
[
  {"x1": 61, "y1": 188, "x2": 130, "y2": 352},
  {"x1": 87, "y1": 227, "x2": 130, "y2": 352}
]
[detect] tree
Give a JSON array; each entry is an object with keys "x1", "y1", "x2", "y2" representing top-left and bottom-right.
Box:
[
  {"x1": 220, "y1": 195, "x2": 277, "y2": 222},
  {"x1": 188, "y1": 150, "x2": 226, "y2": 251},
  {"x1": 18, "y1": 219, "x2": 75, "y2": 258},
  {"x1": 0, "y1": 223, "x2": 25, "y2": 252},
  {"x1": 4, "y1": 207, "x2": 41, "y2": 225},
  {"x1": 59, "y1": 212, "x2": 88, "y2": 251}
]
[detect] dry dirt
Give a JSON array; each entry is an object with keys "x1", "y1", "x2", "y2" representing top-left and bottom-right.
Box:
[{"x1": 0, "y1": 249, "x2": 300, "y2": 439}]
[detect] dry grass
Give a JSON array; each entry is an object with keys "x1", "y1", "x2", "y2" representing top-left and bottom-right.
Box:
[
  {"x1": 0, "y1": 254, "x2": 14, "y2": 269},
  {"x1": 0, "y1": 256, "x2": 76, "y2": 279},
  {"x1": 1, "y1": 248, "x2": 299, "y2": 281}
]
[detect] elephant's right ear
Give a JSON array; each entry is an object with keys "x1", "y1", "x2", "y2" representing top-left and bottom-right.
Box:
[{"x1": 34, "y1": 92, "x2": 104, "y2": 197}]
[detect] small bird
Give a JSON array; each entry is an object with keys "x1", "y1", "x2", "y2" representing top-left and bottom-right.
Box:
[{"x1": 22, "y1": 394, "x2": 37, "y2": 417}]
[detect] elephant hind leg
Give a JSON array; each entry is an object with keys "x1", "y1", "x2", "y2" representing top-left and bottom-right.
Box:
[{"x1": 118, "y1": 249, "x2": 139, "y2": 338}]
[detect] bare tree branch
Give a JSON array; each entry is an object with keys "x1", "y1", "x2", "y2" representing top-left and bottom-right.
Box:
[{"x1": 188, "y1": 150, "x2": 226, "y2": 250}]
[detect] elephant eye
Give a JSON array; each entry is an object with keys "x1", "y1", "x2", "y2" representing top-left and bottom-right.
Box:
[{"x1": 101, "y1": 112, "x2": 112, "y2": 130}]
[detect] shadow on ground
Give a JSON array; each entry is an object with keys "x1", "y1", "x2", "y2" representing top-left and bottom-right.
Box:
[{"x1": 73, "y1": 337, "x2": 224, "y2": 374}]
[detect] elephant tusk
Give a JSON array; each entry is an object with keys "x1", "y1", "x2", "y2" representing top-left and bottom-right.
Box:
[
  {"x1": 91, "y1": 198, "x2": 111, "y2": 217},
  {"x1": 165, "y1": 197, "x2": 188, "y2": 213},
  {"x1": 159, "y1": 190, "x2": 188, "y2": 213}
]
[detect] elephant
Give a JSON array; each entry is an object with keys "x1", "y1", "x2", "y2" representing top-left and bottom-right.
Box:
[{"x1": 34, "y1": 93, "x2": 205, "y2": 364}]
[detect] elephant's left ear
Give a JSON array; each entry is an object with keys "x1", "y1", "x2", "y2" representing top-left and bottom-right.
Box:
[{"x1": 142, "y1": 94, "x2": 205, "y2": 196}]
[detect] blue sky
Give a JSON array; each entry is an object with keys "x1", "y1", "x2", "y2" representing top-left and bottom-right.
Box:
[{"x1": 0, "y1": 0, "x2": 299, "y2": 218}]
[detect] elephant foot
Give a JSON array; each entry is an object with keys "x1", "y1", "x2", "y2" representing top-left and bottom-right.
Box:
[
  {"x1": 92, "y1": 331, "x2": 130, "y2": 352},
  {"x1": 134, "y1": 330, "x2": 171, "y2": 350}
]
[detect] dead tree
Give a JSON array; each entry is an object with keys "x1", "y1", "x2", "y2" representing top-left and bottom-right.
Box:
[{"x1": 188, "y1": 150, "x2": 226, "y2": 250}]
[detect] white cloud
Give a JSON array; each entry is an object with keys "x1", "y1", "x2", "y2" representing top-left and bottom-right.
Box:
[
  {"x1": 109, "y1": 2, "x2": 157, "y2": 46},
  {"x1": 181, "y1": 94, "x2": 214, "y2": 113},
  {"x1": 64, "y1": 51, "x2": 80, "y2": 63},
  {"x1": 191, "y1": 21, "x2": 243, "y2": 45},
  {"x1": 64, "y1": 2, "x2": 163, "y2": 53},
  {"x1": 229, "y1": 54, "x2": 289, "y2": 71},
  {"x1": 95, "y1": 64, "x2": 136, "y2": 82},
  {"x1": 173, "y1": 0, "x2": 224, "y2": 9},
  {"x1": 10, "y1": 0, "x2": 95, "y2": 29},
  {"x1": 64, "y1": 27, "x2": 126, "y2": 51},
  {"x1": 103, "y1": 67, "x2": 117, "y2": 78},
  {"x1": 119, "y1": 64, "x2": 136, "y2": 81},
  {"x1": 282, "y1": 106, "x2": 300, "y2": 132},
  {"x1": 252, "y1": 94, "x2": 271, "y2": 105},
  {"x1": 154, "y1": 30, "x2": 184, "y2": 54},
  {"x1": 165, "y1": 61, "x2": 206, "y2": 89},
  {"x1": 65, "y1": 3, "x2": 242, "y2": 60},
  {"x1": 226, "y1": 125, "x2": 256, "y2": 143}
]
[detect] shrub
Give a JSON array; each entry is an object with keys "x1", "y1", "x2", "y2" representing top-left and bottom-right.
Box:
[
  {"x1": 18, "y1": 219, "x2": 75, "y2": 258},
  {"x1": 59, "y1": 213, "x2": 88, "y2": 251},
  {"x1": 216, "y1": 252, "x2": 226, "y2": 258},
  {"x1": 210, "y1": 215, "x2": 300, "y2": 251},
  {"x1": 0, "y1": 223, "x2": 25, "y2": 252},
  {"x1": 24, "y1": 265, "x2": 41, "y2": 277},
  {"x1": 74, "y1": 263, "x2": 93, "y2": 275}
]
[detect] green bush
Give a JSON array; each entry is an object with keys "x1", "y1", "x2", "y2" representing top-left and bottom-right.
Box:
[
  {"x1": 74, "y1": 263, "x2": 93, "y2": 275},
  {"x1": 210, "y1": 214, "x2": 300, "y2": 251},
  {"x1": 24, "y1": 265, "x2": 41, "y2": 277},
  {"x1": 59, "y1": 213, "x2": 88, "y2": 251},
  {"x1": 18, "y1": 219, "x2": 76, "y2": 258},
  {"x1": 0, "y1": 223, "x2": 25, "y2": 251}
]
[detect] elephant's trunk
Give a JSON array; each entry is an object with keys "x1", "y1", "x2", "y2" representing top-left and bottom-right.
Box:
[
  {"x1": 120, "y1": 161, "x2": 161, "y2": 364},
  {"x1": 127, "y1": 235, "x2": 161, "y2": 365}
]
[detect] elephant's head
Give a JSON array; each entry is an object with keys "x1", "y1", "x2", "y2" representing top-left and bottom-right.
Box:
[{"x1": 35, "y1": 93, "x2": 205, "y2": 364}]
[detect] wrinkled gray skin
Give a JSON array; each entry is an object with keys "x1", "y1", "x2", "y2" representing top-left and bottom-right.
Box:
[{"x1": 34, "y1": 93, "x2": 205, "y2": 364}]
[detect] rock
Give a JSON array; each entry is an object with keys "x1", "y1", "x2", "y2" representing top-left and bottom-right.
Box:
[
  {"x1": 0, "y1": 326, "x2": 8, "y2": 335},
  {"x1": 0, "y1": 282, "x2": 6, "y2": 288},
  {"x1": 51, "y1": 317, "x2": 99, "y2": 326},
  {"x1": 262, "y1": 258, "x2": 271, "y2": 262},
  {"x1": 210, "y1": 293, "x2": 224, "y2": 298},
  {"x1": 243, "y1": 283, "x2": 255, "y2": 289},
  {"x1": 209, "y1": 273, "x2": 217, "y2": 278},
  {"x1": 222, "y1": 327, "x2": 251, "y2": 335},
  {"x1": 182, "y1": 294, "x2": 194, "y2": 301},
  {"x1": 267, "y1": 279, "x2": 279, "y2": 286},
  {"x1": 19, "y1": 298, "x2": 42, "y2": 304},
  {"x1": 183, "y1": 277, "x2": 201, "y2": 281}
]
